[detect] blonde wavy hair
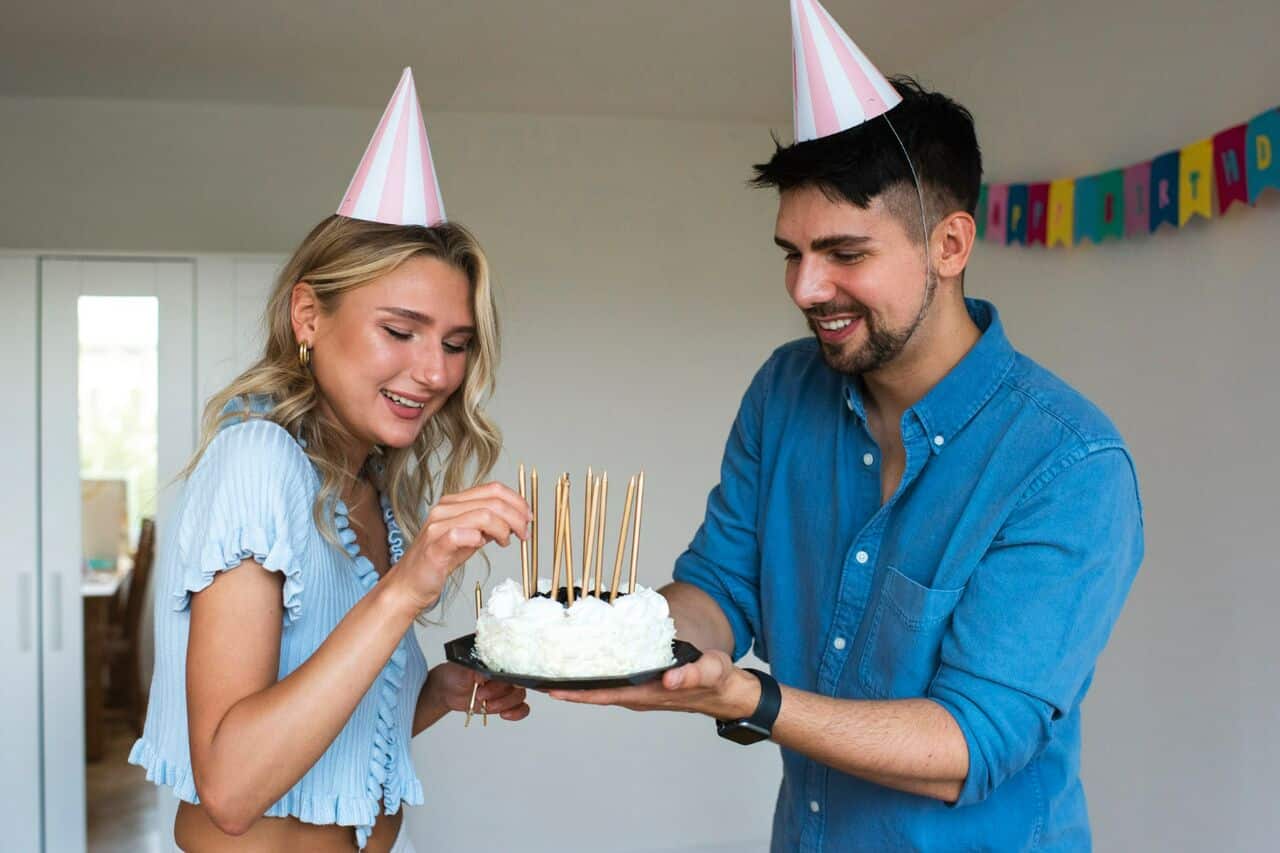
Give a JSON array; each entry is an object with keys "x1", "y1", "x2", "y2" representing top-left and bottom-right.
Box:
[{"x1": 184, "y1": 215, "x2": 502, "y2": 604}]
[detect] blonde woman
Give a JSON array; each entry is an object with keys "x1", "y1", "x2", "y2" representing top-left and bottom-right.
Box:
[{"x1": 129, "y1": 214, "x2": 530, "y2": 853}]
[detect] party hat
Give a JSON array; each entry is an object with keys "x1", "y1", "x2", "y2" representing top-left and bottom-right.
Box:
[
  {"x1": 337, "y1": 68, "x2": 446, "y2": 226},
  {"x1": 790, "y1": 0, "x2": 902, "y2": 143}
]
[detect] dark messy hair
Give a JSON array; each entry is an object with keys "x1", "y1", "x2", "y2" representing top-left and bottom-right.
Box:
[{"x1": 751, "y1": 75, "x2": 982, "y2": 242}]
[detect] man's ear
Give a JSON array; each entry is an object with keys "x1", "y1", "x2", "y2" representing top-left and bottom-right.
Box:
[
  {"x1": 933, "y1": 210, "x2": 977, "y2": 281},
  {"x1": 290, "y1": 282, "x2": 320, "y2": 344}
]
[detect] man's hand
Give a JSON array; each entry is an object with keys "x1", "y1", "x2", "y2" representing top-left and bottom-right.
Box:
[{"x1": 548, "y1": 649, "x2": 761, "y2": 720}]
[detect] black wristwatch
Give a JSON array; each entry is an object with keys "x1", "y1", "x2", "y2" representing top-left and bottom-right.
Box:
[{"x1": 715, "y1": 668, "x2": 781, "y2": 745}]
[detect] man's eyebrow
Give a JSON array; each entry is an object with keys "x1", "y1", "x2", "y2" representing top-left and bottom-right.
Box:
[
  {"x1": 377, "y1": 307, "x2": 474, "y2": 335},
  {"x1": 773, "y1": 234, "x2": 873, "y2": 252},
  {"x1": 810, "y1": 234, "x2": 873, "y2": 252}
]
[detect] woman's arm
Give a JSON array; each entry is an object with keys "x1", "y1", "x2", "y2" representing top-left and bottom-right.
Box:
[{"x1": 186, "y1": 483, "x2": 530, "y2": 836}]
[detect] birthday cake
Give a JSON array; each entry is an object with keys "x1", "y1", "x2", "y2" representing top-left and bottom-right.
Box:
[{"x1": 474, "y1": 578, "x2": 676, "y2": 678}]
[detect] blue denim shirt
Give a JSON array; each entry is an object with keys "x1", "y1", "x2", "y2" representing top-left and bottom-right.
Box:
[{"x1": 673, "y1": 299, "x2": 1143, "y2": 851}]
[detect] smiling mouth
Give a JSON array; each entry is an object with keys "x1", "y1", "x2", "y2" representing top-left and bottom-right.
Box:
[
  {"x1": 381, "y1": 389, "x2": 426, "y2": 409},
  {"x1": 815, "y1": 317, "x2": 855, "y2": 331}
]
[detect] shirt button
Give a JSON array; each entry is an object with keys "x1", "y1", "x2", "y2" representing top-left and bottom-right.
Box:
[
  {"x1": 833, "y1": 636, "x2": 847, "y2": 650},
  {"x1": 847, "y1": 398, "x2": 855, "y2": 411},
  {"x1": 862, "y1": 452, "x2": 874, "y2": 466},
  {"x1": 855, "y1": 550, "x2": 869, "y2": 564},
  {"x1": 810, "y1": 800, "x2": 821, "y2": 814},
  {"x1": 933, "y1": 434, "x2": 945, "y2": 447}
]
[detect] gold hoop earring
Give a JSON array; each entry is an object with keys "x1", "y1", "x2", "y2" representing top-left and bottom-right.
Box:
[{"x1": 298, "y1": 341, "x2": 312, "y2": 369}]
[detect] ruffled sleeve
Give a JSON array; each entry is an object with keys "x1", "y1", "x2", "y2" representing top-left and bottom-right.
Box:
[{"x1": 171, "y1": 419, "x2": 315, "y2": 623}]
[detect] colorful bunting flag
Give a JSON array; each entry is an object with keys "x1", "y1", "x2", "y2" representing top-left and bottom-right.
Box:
[
  {"x1": 1046, "y1": 179, "x2": 1075, "y2": 248},
  {"x1": 1246, "y1": 108, "x2": 1280, "y2": 204},
  {"x1": 1178, "y1": 139, "x2": 1214, "y2": 226},
  {"x1": 1007, "y1": 184, "x2": 1029, "y2": 245},
  {"x1": 1213, "y1": 124, "x2": 1249, "y2": 214},
  {"x1": 986, "y1": 184, "x2": 1009, "y2": 245},
  {"x1": 1027, "y1": 182, "x2": 1049, "y2": 246},
  {"x1": 980, "y1": 104, "x2": 1278, "y2": 248},
  {"x1": 1149, "y1": 151, "x2": 1180, "y2": 233}
]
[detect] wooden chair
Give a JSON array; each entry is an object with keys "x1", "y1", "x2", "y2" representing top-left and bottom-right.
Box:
[{"x1": 105, "y1": 517, "x2": 155, "y2": 735}]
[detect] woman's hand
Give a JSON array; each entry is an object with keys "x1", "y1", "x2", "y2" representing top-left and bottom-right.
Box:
[
  {"x1": 389, "y1": 482, "x2": 531, "y2": 611},
  {"x1": 422, "y1": 663, "x2": 530, "y2": 727}
]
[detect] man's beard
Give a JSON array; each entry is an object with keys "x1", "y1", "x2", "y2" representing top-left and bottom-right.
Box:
[{"x1": 808, "y1": 270, "x2": 937, "y2": 376}]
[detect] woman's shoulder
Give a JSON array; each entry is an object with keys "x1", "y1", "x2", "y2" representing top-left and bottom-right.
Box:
[{"x1": 197, "y1": 417, "x2": 314, "y2": 483}]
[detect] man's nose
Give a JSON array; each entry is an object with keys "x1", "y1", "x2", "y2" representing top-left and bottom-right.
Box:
[{"x1": 790, "y1": 258, "x2": 833, "y2": 309}]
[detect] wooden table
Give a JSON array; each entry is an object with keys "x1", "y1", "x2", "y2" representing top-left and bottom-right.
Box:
[{"x1": 82, "y1": 558, "x2": 133, "y2": 762}]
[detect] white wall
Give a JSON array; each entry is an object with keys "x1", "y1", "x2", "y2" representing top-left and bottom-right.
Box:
[
  {"x1": 1, "y1": 96, "x2": 798, "y2": 851},
  {"x1": 918, "y1": 1, "x2": 1280, "y2": 849}
]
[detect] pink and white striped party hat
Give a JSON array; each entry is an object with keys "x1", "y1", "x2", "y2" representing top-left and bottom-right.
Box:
[
  {"x1": 337, "y1": 68, "x2": 446, "y2": 226},
  {"x1": 790, "y1": 0, "x2": 902, "y2": 143}
]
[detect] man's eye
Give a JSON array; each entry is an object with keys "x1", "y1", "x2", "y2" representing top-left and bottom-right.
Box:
[
  {"x1": 784, "y1": 252, "x2": 800, "y2": 263},
  {"x1": 832, "y1": 252, "x2": 863, "y2": 264},
  {"x1": 383, "y1": 326, "x2": 412, "y2": 341}
]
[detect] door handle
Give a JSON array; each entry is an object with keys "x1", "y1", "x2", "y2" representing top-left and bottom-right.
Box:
[{"x1": 49, "y1": 571, "x2": 63, "y2": 652}]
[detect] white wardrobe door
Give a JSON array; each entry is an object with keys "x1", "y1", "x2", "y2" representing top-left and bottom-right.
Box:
[
  {"x1": 0, "y1": 256, "x2": 43, "y2": 852},
  {"x1": 40, "y1": 257, "x2": 195, "y2": 853}
]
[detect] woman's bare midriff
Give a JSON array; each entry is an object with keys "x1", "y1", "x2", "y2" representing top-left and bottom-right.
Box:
[{"x1": 175, "y1": 801, "x2": 402, "y2": 853}]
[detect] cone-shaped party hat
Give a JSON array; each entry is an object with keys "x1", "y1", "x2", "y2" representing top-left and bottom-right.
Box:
[
  {"x1": 337, "y1": 68, "x2": 446, "y2": 226},
  {"x1": 790, "y1": 0, "x2": 902, "y2": 143}
]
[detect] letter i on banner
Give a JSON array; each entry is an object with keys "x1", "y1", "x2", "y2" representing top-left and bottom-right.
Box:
[
  {"x1": 1046, "y1": 179, "x2": 1075, "y2": 248},
  {"x1": 1124, "y1": 161, "x2": 1152, "y2": 238},
  {"x1": 1027, "y1": 183, "x2": 1049, "y2": 246},
  {"x1": 1097, "y1": 169, "x2": 1125, "y2": 241},
  {"x1": 1178, "y1": 138, "x2": 1214, "y2": 226},
  {"x1": 1246, "y1": 107, "x2": 1280, "y2": 203},
  {"x1": 1007, "y1": 184, "x2": 1029, "y2": 245},
  {"x1": 1213, "y1": 124, "x2": 1249, "y2": 213},
  {"x1": 1149, "y1": 150, "x2": 1180, "y2": 232},
  {"x1": 985, "y1": 184, "x2": 1009, "y2": 244}
]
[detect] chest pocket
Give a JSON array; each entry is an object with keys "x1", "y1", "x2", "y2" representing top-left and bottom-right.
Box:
[{"x1": 858, "y1": 565, "x2": 965, "y2": 699}]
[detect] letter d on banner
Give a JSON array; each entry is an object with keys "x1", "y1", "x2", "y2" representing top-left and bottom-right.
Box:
[{"x1": 1246, "y1": 107, "x2": 1280, "y2": 203}]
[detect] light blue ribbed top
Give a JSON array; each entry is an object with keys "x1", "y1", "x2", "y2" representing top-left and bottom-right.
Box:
[{"x1": 129, "y1": 412, "x2": 428, "y2": 850}]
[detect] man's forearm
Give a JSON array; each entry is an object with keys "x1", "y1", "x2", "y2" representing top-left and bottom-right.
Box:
[
  {"x1": 772, "y1": 688, "x2": 969, "y2": 802},
  {"x1": 658, "y1": 581, "x2": 968, "y2": 801}
]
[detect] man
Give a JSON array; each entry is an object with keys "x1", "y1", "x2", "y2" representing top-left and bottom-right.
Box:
[{"x1": 551, "y1": 9, "x2": 1143, "y2": 850}]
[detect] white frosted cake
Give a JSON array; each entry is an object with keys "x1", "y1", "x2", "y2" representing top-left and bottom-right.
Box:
[{"x1": 474, "y1": 578, "x2": 677, "y2": 678}]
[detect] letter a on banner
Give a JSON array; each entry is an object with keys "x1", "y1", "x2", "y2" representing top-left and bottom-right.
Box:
[{"x1": 1007, "y1": 184, "x2": 1029, "y2": 245}]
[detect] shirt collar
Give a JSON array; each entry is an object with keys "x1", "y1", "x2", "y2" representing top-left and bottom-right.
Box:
[{"x1": 841, "y1": 299, "x2": 1016, "y2": 454}]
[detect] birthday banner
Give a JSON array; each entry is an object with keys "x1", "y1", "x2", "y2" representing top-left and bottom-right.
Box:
[{"x1": 978, "y1": 106, "x2": 1280, "y2": 247}]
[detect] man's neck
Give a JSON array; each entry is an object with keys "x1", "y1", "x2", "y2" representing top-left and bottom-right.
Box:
[{"x1": 861, "y1": 297, "x2": 982, "y2": 428}]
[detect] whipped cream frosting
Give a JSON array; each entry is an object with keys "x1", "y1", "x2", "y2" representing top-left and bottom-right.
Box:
[{"x1": 474, "y1": 578, "x2": 677, "y2": 677}]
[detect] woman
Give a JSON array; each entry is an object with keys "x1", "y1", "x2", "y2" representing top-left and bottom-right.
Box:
[{"x1": 129, "y1": 213, "x2": 531, "y2": 850}]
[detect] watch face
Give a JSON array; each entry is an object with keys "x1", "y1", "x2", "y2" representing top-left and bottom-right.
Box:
[{"x1": 716, "y1": 719, "x2": 771, "y2": 745}]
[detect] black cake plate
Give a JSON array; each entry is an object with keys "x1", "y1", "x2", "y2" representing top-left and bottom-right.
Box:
[{"x1": 443, "y1": 633, "x2": 702, "y2": 691}]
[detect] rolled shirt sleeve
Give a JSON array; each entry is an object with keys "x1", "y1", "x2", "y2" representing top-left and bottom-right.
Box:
[{"x1": 928, "y1": 443, "x2": 1144, "y2": 806}]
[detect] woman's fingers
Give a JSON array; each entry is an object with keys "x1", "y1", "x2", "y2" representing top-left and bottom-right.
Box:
[{"x1": 425, "y1": 498, "x2": 530, "y2": 542}]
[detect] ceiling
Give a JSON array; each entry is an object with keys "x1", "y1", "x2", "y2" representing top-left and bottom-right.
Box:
[{"x1": 0, "y1": 1, "x2": 1020, "y2": 122}]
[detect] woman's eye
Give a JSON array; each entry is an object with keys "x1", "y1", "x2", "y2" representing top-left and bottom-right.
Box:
[
  {"x1": 443, "y1": 340, "x2": 470, "y2": 354},
  {"x1": 382, "y1": 326, "x2": 412, "y2": 341}
]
